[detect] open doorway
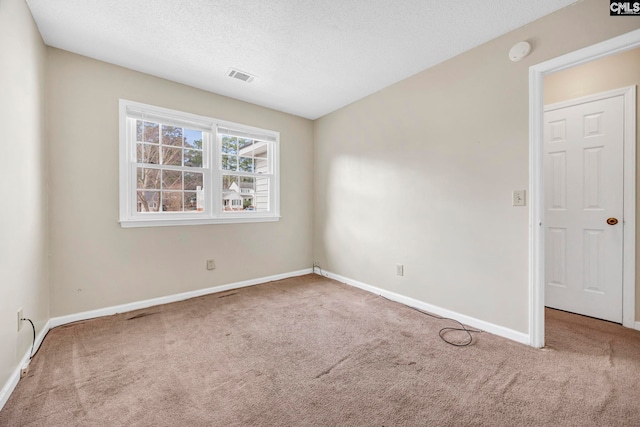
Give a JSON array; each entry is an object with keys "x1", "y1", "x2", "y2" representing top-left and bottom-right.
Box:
[
  {"x1": 529, "y1": 30, "x2": 640, "y2": 348},
  {"x1": 542, "y1": 82, "x2": 635, "y2": 324}
]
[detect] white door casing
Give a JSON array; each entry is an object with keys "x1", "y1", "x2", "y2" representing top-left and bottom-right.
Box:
[
  {"x1": 544, "y1": 94, "x2": 624, "y2": 323},
  {"x1": 529, "y1": 28, "x2": 639, "y2": 348}
]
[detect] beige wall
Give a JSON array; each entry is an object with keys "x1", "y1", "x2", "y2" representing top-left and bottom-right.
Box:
[
  {"x1": 313, "y1": 0, "x2": 640, "y2": 334},
  {"x1": 544, "y1": 47, "x2": 640, "y2": 321},
  {"x1": 0, "y1": 0, "x2": 49, "y2": 388},
  {"x1": 47, "y1": 49, "x2": 314, "y2": 316}
]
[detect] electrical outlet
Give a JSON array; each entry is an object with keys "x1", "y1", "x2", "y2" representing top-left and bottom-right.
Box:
[
  {"x1": 396, "y1": 264, "x2": 404, "y2": 276},
  {"x1": 206, "y1": 259, "x2": 216, "y2": 270},
  {"x1": 17, "y1": 308, "x2": 23, "y2": 332}
]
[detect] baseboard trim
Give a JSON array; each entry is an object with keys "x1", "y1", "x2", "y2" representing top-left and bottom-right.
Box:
[
  {"x1": 1, "y1": 268, "x2": 312, "y2": 412},
  {"x1": 3, "y1": 266, "x2": 531, "y2": 411},
  {"x1": 314, "y1": 268, "x2": 530, "y2": 345},
  {"x1": 635, "y1": 321, "x2": 640, "y2": 331},
  {"x1": 50, "y1": 268, "x2": 313, "y2": 329},
  {"x1": 0, "y1": 319, "x2": 51, "y2": 411}
]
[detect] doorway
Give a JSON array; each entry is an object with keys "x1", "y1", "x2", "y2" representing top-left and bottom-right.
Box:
[
  {"x1": 543, "y1": 87, "x2": 633, "y2": 323},
  {"x1": 529, "y1": 29, "x2": 640, "y2": 348}
]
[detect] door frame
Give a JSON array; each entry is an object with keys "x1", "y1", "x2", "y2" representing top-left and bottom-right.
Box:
[{"x1": 529, "y1": 28, "x2": 640, "y2": 348}]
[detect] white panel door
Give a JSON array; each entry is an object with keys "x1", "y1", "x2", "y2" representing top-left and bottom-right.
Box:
[{"x1": 544, "y1": 95, "x2": 624, "y2": 323}]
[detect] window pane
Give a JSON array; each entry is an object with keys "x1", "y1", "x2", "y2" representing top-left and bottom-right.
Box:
[
  {"x1": 238, "y1": 138, "x2": 253, "y2": 155},
  {"x1": 162, "y1": 192, "x2": 182, "y2": 211},
  {"x1": 240, "y1": 176, "x2": 255, "y2": 210},
  {"x1": 184, "y1": 192, "x2": 198, "y2": 211},
  {"x1": 239, "y1": 157, "x2": 254, "y2": 172},
  {"x1": 222, "y1": 174, "x2": 241, "y2": 211},
  {"x1": 221, "y1": 175, "x2": 260, "y2": 212},
  {"x1": 222, "y1": 175, "x2": 236, "y2": 190},
  {"x1": 184, "y1": 129, "x2": 202, "y2": 149},
  {"x1": 137, "y1": 168, "x2": 160, "y2": 189},
  {"x1": 162, "y1": 146, "x2": 182, "y2": 166},
  {"x1": 254, "y1": 176, "x2": 269, "y2": 211},
  {"x1": 222, "y1": 136, "x2": 238, "y2": 154},
  {"x1": 137, "y1": 191, "x2": 159, "y2": 212},
  {"x1": 255, "y1": 157, "x2": 269, "y2": 174},
  {"x1": 222, "y1": 155, "x2": 237, "y2": 171},
  {"x1": 162, "y1": 170, "x2": 182, "y2": 190},
  {"x1": 162, "y1": 125, "x2": 183, "y2": 146},
  {"x1": 184, "y1": 149, "x2": 202, "y2": 167},
  {"x1": 143, "y1": 121, "x2": 159, "y2": 144},
  {"x1": 184, "y1": 172, "x2": 203, "y2": 190},
  {"x1": 137, "y1": 143, "x2": 159, "y2": 164},
  {"x1": 253, "y1": 141, "x2": 268, "y2": 159}
]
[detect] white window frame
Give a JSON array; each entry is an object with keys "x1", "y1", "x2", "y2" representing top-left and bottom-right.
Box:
[{"x1": 119, "y1": 99, "x2": 280, "y2": 227}]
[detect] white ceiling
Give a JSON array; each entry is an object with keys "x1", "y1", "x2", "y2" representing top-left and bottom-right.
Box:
[{"x1": 27, "y1": 0, "x2": 577, "y2": 119}]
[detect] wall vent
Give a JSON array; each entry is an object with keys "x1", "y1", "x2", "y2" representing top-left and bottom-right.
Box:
[{"x1": 228, "y1": 68, "x2": 256, "y2": 83}]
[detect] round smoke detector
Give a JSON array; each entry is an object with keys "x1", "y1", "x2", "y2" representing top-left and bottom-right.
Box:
[{"x1": 509, "y1": 41, "x2": 532, "y2": 62}]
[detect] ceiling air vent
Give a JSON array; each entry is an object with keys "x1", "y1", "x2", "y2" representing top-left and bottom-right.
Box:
[{"x1": 228, "y1": 68, "x2": 256, "y2": 83}]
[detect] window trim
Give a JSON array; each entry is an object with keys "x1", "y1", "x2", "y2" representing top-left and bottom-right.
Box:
[{"x1": 119, "y1": 99, "x2": 280, "y2": 228}]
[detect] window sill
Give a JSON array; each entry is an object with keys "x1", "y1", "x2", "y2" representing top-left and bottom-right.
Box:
[{"x1": 119, "y1": 215, "x2": 281, "y2": 228}]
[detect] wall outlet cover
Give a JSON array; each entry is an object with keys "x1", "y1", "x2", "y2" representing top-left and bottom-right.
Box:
[{"x1": 17, "y1": 308, "x2": 23, "y2": 332}]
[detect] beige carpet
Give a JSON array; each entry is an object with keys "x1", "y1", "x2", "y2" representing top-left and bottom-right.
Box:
[{"x1": 1, "y1": 274, "x2": 639, "y2": 426}]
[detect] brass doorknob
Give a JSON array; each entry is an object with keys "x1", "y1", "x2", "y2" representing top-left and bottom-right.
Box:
[{"x1": 607, "y1": 218, "x2": 619, "y2": 225}]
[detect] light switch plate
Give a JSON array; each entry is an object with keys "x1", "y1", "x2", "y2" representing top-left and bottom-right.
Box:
[{"x1": 513, "y1": 190, "x2": 526, "y2": 206}]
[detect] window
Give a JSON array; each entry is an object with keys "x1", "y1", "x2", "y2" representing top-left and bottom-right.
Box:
[{"x1": 119, "y1": 100, "x2": 279, "y2": 227}]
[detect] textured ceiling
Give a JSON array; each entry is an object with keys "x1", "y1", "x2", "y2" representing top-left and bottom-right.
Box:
[{"x1": 27, "y1": 0, "x2": 577, "y2": 119}]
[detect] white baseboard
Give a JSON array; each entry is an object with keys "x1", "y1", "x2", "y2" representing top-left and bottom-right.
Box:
[
  {"x1": 50, "y1": 268, "x2": 313, "y2": 328},
  {"x1": 314, "y1": 267, "x2": 530, "y2": 345},
  {"x1": 1, "y1": 268, "x2": 312, "y2": 411},
  {"x1": 2, "y1": 267, "x2": 635, "y2": 412},
  {"x1": 635, "y1": 321, "x2": 640, "y2": 331},
  {"x1": 0, "y1": 319, "x2": 51, "y2": 411}
]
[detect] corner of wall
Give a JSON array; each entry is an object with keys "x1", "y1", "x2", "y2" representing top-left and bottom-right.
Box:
[{"x1": 0, "y1": 0, "x2": 51, "y2": 410}]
